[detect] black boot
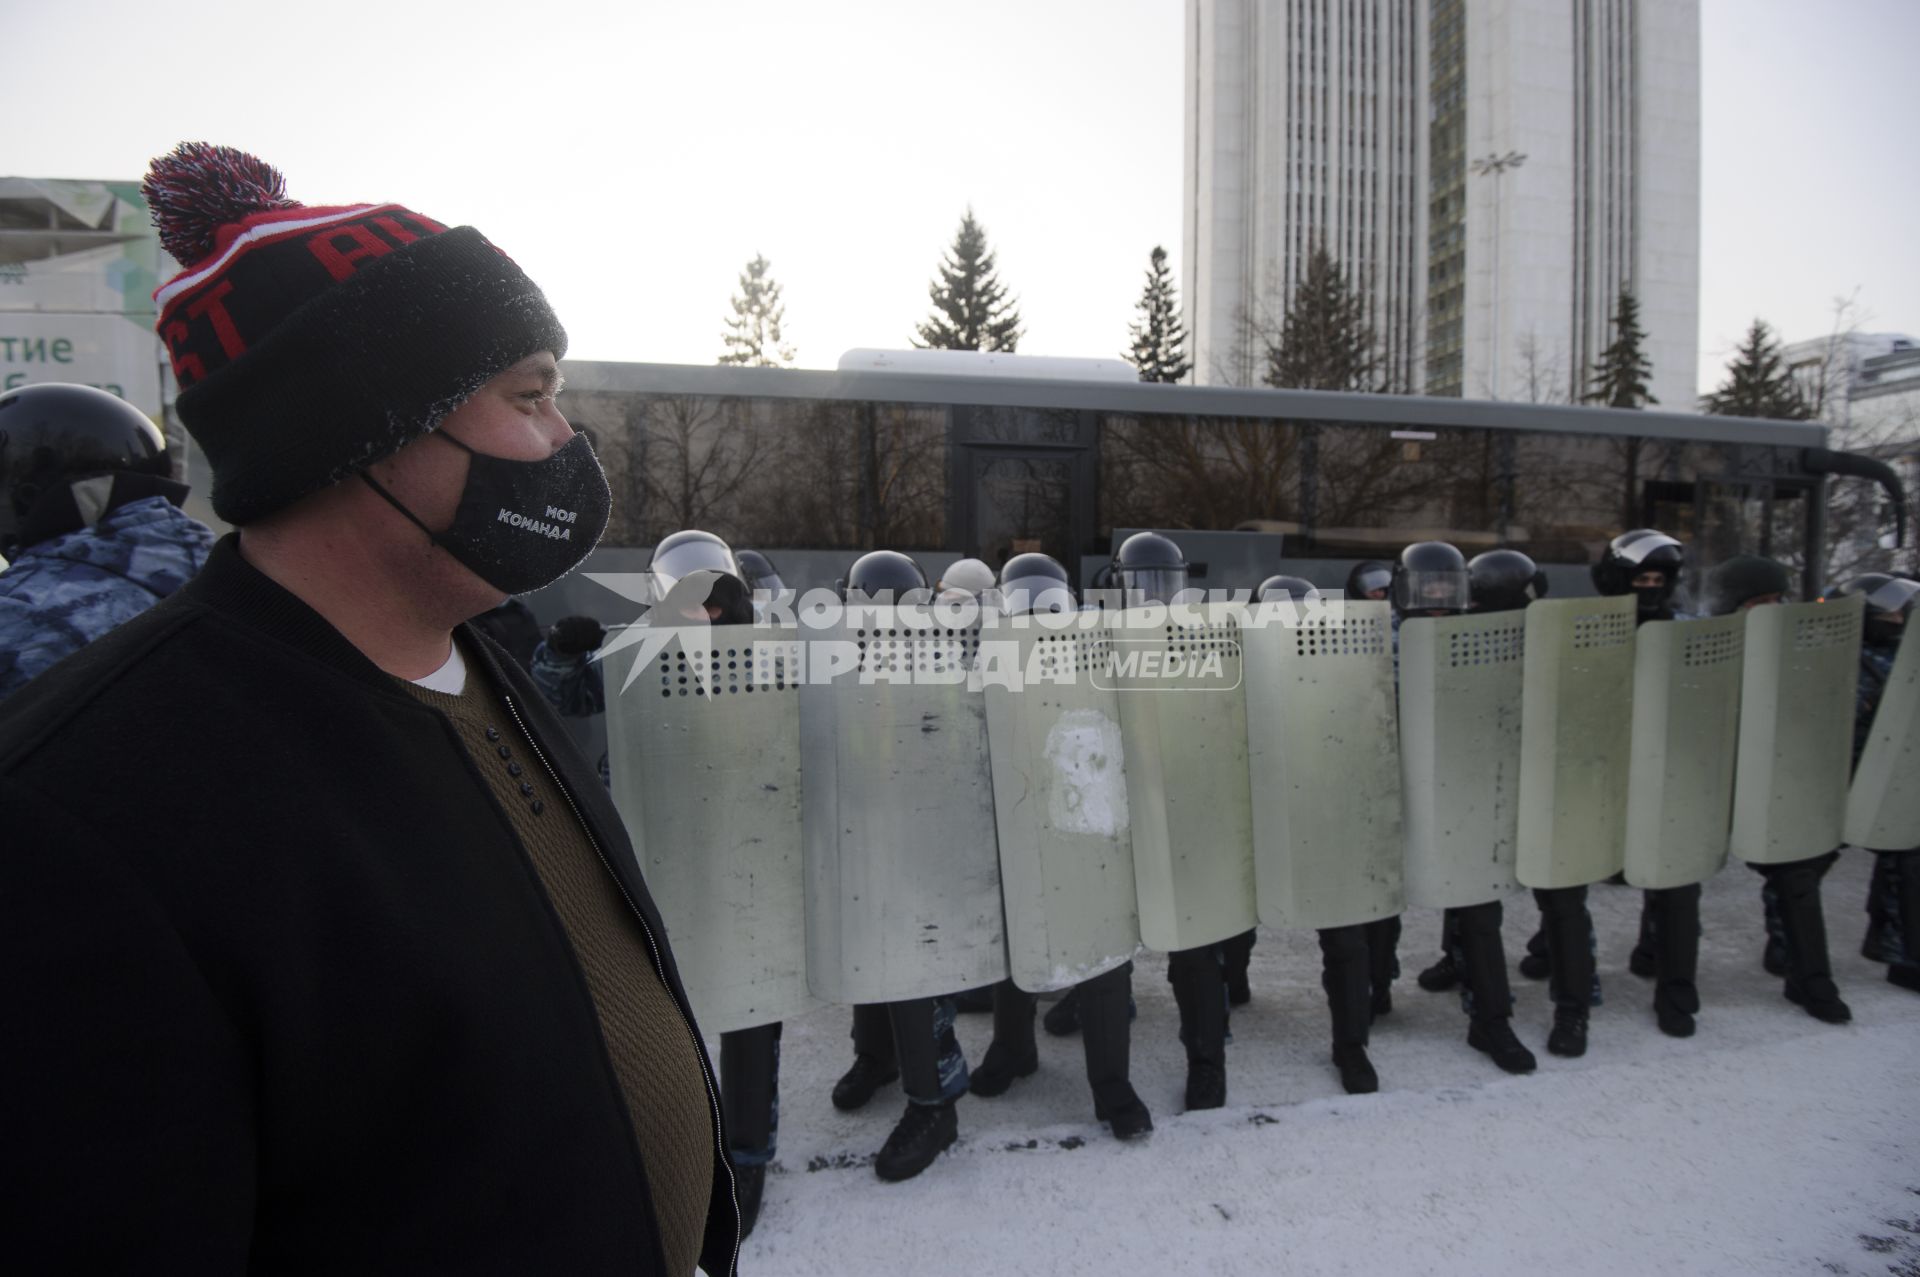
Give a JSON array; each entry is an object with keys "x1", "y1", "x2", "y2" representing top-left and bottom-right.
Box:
[
  {"x1": 1169, "y1": 946, "x2": 1227, "y2": 1111},
  {"x1": 1319, "y1": 925, "x2": 1376, "y2": 1092},
  {"x1": 1537, "y1": 886, "x2": 1598, "y2": 1053},
  {"x1": 1647, "y1": 884, "x2": 1702, "y2": 1038},
  {"x1": 1629, "y1": 894, "x2": 1657, "y2": 979},
  {"x1": 1547, "y1": 1006, "x2": 1589, "y2": 1057},
  {"x1": 1220, "y1": 929, "x2": 1255, "y2": 1006},
  {"x1": 834, "y1": 1005, "x2": 898, "y2": 1110},
  {"x1": 1518, "y1": 924, "x2": 1551, "y2": 980},
  {"x1": 952, "y1": 984, "x2": 996, "y2": 1014},
  {"x1": 1042, "y1": 985, "x2": 1082, "y2": 1036},
  {"x1": 1467, "y1": 1017, "x2": 1537, "y2": 1073},
  {"x1": 1080, "y1": 963, "x2": 1152, "y2": 1138},
  {"x1": 1774, "y1": 853, "x2": 1852, "y2": 1024},
  {"x1": 969, "y1": 981, "x2": 1039, "y2": 1098},
  {"x1": 1417, "y1": 953, "x2": 1460, "y2": 991},
  {"x1": 1365, "y1": 915, "x2": 1401, "y2": 1017},
  {"x1": 873, "y1": 1101, "x2": 957, "y2": 1182},
  {"x1": 1891, "y1": 965, "x2": 1920, "y2": 994}
]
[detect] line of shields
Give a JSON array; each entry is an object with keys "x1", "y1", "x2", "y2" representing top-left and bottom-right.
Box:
[{"x1": 599, "y1": 591, "x2": 1917, "y2": 1038}]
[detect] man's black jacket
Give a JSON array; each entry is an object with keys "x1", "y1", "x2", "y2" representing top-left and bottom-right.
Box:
[{"x1": 0, "y1": 537, "x2": 739, "y2": 1275}]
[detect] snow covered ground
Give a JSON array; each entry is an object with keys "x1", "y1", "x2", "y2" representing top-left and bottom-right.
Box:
[{"x1": 729, "y1": 850, "x2": 1920, "y2": 1276}]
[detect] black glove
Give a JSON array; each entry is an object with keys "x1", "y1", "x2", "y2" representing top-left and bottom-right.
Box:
[{"x1": 546, "y1": 615, "x2": 606, "y2": 657}]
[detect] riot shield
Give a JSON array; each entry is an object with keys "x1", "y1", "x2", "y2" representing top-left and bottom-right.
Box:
[
  {"x1": 601, "y1": 620, "x2": 814, "y2": 1034},
  {"x1": 982, "y1": 619, "x2": 1142, "y2": 992},
  {"x1": 1623, "y1": 614, "x2": 1745, "y2": 889},
  {"x1": 1108, "y1": 602, "x2": 1257, "y2": 952},
  {"x1": 1399, "y1": 610, "x2": 1525, "y2": 909},
  {"x1": 1243, "y1": 598, "x2": 1403, "y2": 929},
  {"x1": 1847, "y1": 625, "x2": 1920, "y2": 848},
  {"x1": 1517, "y1": 596, "x2": 1637, "y2": 889},
  {"x1": 1731, "y1": 596, "x2": 1865, "y2": 864},
  {"x1": 800, "y1": 605, "x2": 1009, "y2": 1003}
]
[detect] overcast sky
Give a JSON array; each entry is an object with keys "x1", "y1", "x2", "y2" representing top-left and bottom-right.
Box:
[{"x1": 8, "y1": 0, "x2": 1916, "y2": 397}]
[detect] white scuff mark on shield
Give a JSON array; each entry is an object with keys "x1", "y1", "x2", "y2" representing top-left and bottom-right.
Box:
[{"x1": 1044, "y1": 708, "x2": 1129, "y2": 837}]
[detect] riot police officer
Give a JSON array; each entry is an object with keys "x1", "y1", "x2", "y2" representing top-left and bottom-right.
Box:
[
  {"x1": 968, "y1": 553, "x2": 1153, "y2": 1139},
  {"x1": 0, "y1": 382, "x2": 215, "y2": 700},
  {"x1": 826, "y1": 548, "x2": 974, "y2": 1180},
  {"x1": 735, "y1": 547, "x2": 787, "y2": 599},
  {"x1": 1838, "y1": 572, "x2": 1919, "y2": 995},
  {"x1": 1396, "y1": 544, "x2": 1538, "y2": 1074},
  {"x1": 1260, "y1": 573, "x2": 1411, "y2": 1091},
  {"x1": 1589, "y1": 530, "x2": 1707, "y2": 1038},
  {"x1": 1345, "y1": 559, "x2": 1394, "y2": 603},
  {"x1": 1108, "y1": 531, "x2": 1240, "y2": 1109},
  {"x1": 1706, "y1": 555, "x2": 1853, "y2": 1024}
]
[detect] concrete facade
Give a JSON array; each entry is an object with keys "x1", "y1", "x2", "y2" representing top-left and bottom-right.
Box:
[{"x1": 1184, "y1": 0, "x2": 1700, "y2": 408}]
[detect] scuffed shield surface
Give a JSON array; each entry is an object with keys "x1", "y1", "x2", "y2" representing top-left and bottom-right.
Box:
[
  {"x1": 983, "y1": 621, "x2": 1142, "y2": 992},
  {"x1": 1623, "y1": 614, "x2": 1744, "y2": 888},
  {"x1": 602, "y1": 621, "x2": 814, "y2": 1034},
  {"x1": 1732, "y1": 597, "x2": 1864, "y2": 865},
  {"x1": 800, "y1": 607, "x2": 1009, "y2": 1003},
  {"x1": 1399, "y1": 610, "x2": 1526, "y2": 909},
  {"x1": 1243, "y1": 599, "x2": 1403, "y2": 929},
  {"x1": 1108, "y1": 603, "x2": 1256, "y2": 952},
  {"x1": 1517, "y1": 596, "x2": 1637, "y2": 889}
]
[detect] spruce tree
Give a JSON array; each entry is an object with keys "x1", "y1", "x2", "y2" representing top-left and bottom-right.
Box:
[
  {"x1": 915, "y1": 209, "x2": 1022, "y2": 352},
  {"x1": 718, "y1": 253, "x2": 796, "y2": 367},
  {"x1": 1264, "y1": 245, "x2": 1379, "y2": 391},
  {"x1": 1583, "y1": 289, "x2": 1656, "y2": 408},
  {"x1": 1704, "y1": 319, "x2": 1810, "y2": 419},
  {"x1": 1125, "y1": 245, "x2": 1192, "y2": 383}
]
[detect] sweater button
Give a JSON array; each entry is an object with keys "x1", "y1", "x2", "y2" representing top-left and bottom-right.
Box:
[
  {"x1": 484, "y1": 726, "x2": 500, "y2": 741},
  {"x1": 497, "y1": 744, "x2": 512, "y2": 759},
  {"x1": 520, "y1": 782, "x2": 535, "y2": 797},
  {"x1": 530, "y1": 800, "x2": 545, "y2": 816},
  {"x1": 507, "y1": 762, "x2": 523, "y2": 777}
]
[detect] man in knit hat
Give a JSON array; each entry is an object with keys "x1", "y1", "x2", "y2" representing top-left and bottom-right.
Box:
[{"x1": 0, "y1": 144, "x2": 738, "y2": 1274}]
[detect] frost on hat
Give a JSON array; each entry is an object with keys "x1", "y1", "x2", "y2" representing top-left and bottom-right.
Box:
[
  {"x1": 940, "y1": 557, "x2": 997, "y2": 596},
  {"x1": 144, "y1": 142, "x2": 567, "y2": 524}
]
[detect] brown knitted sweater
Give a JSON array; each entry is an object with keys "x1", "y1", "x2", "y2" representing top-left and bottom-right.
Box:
[{"x1": 404, "y1": 647, "x2": 714, "y2": 1274}]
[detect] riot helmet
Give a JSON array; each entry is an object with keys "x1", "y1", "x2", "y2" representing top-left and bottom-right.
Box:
[
  {"x1": 1114, "y1": 531, "x2": 1188, "y2": 606},
  {"x1": 1837, "y1": 572, "x2": 1919, "y2": 648},
  {"x1": 1257, "y1": 574, "x2": 1320, "y2": 603},
  {"x1": 938, "y1": 557, "x2": 997, "y2": 597},
  {"x1": 1592, "y1": 528, "x2": 1685, "y2": 618},
  {"x1": 1391, "y1": 541, "x2": 1470, "y2": 616},
  {"x1": 1345, "y1": 559, "x2": 1394, "y2": 602},
  {"x1": 1468, "y1": 548, "x2": 1548, "y2": 614},
  {"x1": 999, "y1": 552, "x2": 1074, "y2": 615},
  {"x1": 0, "y1": 382, "x2": 171, "y2": 554},
  {"x1": 735, "y1": 548, "x2": 786, "y2": 596},
  {"x1": 1703, "y1": 555, "x2": 1792, "y2": 616},
  {"x1": 650, "y1": 529, "x2": 743, "y2": 595},
  {"x1": 845, "y1": 549, "x2": 929, "y2": 603}
]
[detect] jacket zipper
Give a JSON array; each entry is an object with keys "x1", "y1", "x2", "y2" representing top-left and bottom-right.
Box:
[{"x1": 500, "y1": 688, "x2": 742, "y2": 1277}]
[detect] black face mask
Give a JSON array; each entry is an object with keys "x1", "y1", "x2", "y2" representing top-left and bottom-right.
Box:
[
  {"x1": 1633, "y1": 584, "x2": 1674, "y2": 618},
  {"x1": 361, "y1": 431, "x2": 611, "y2": 595}
]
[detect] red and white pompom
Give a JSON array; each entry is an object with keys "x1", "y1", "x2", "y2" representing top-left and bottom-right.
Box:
[{"x1": 142, "y1": 142, "x2": 302, "y2": 265}]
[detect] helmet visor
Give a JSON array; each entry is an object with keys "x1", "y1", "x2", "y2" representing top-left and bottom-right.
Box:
[
  {"x1": 1119, "y1": 566, "x2": 1189, "y2": 606},
  {"x1": 1001, "y1": 575, "x2": 1076, "y2": 615},
  {"x1": 1395, "y1": 569, "x2": 1470, "y2": 614}
]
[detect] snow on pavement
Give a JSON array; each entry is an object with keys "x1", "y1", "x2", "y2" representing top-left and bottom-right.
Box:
[{"x1": 729, "y1": 849, "x2": 1920, "y2": 1276}]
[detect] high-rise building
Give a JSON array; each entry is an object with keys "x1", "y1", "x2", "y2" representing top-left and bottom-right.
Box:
[{"x1": 1184, "y1": 0, "x2": 1700, "y2": 408}]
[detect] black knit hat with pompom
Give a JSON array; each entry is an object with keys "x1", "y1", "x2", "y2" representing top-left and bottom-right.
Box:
[{"x1": 144, "y1": 142, "x2": 566, "y2": 524}]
